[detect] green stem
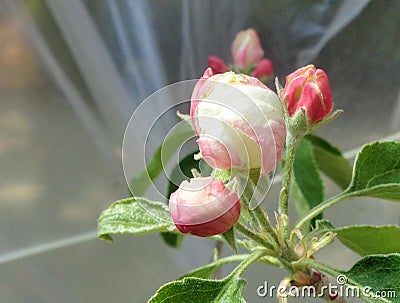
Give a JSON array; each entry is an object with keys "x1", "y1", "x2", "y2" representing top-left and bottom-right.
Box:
[
  {"x1": 277, "y1": 257, "x2": 296, "y2": 273},
  {"x1": 211, "y1": 254, "x2": 248, "y2": 266},
  {"x1": 279, "y1": 132, "x2": 300, "y2": 241},
  {"x1": 210, "y1": 240, "x2": 224, "y2": 279},
  {"x1": 260, "y1": 256, "x2": 284, "y2": 268},
  {"x1": 292, "y1": 191, "x2": 353, "y2": 232},
  {"x1": 239, "y1": 177, "x2": 279, "y2": 247},
  {"x1": 180, "y1": 254, "x2": 250, "y2": 279},
  {"x1": 245, "y1": 170, "x2": 276, "y2": 237},
  {"x1": 210, "y1": 235, "x2": 249, "y2": 251},
  {"x1": 296, "y1": 258, "x2": 360, "y2": 293},
  {"x1": 235, "y1": 222, "x2": 274, "y2": 250},
  {"x1": 248, "y1": 207, "x2": 261, "y2": 229},
  {"x1": 279, "y1": 145, "x2": 295, "y2": 216},
  {"x1": 230, "y1": 249, "x2": 269, "y2": 278},
  {"x1": 253, "y1": 207, "x2": 279, "y2": 246},
  {"x1": 295, "y1": 258, "x2": 342, "y2": 278}
]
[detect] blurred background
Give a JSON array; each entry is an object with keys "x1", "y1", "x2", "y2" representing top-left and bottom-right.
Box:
[{"x1": 0, "y1": 0, "x2": 399, "y2": 302}]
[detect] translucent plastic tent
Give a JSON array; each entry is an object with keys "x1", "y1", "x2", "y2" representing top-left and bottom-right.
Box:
[{"x1": 0, "y1": 1, "x2": 399, "y2": 302}]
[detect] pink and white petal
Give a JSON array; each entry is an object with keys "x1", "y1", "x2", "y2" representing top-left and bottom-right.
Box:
[{"x1": 190, "y1": 68, "x2": 215, "y2": 136}]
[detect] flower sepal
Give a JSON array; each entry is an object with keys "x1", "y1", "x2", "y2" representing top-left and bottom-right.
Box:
[
  {"x1": 309, "y1": 109, "x2": 343, "y2": 133},
  {"x1": 288, "y1": 108, "x2": 343, "y2": 137},
  {"x1": 286, "y1": 107, "x2": 308, "y2": 141}
]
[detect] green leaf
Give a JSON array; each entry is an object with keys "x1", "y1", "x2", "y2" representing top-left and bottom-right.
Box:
[
  {"x1": 294, "y1": 142, "x2": 400, "y2": 231},
  {"x1": 306, "y1": 134, "x2": 352, "y2": 189},
  {"x1": 348, "y1": 141, "x2": 400, "y2": 201},
  {"x1": 238, "y1": 206, "x2": 252, "y2": 227},
  {"x1": 130, "y1": 122, "x2": 194, "y2": 196},
  {"x1": 160, "y1": 232, "x2": 183, "y2": 248},
  {"x1": 335, "y1": 225, "x2": 400, "y2": 256},
  {"x1": 311, "y1": 221, "x2": 400, "y2": 256},
  {"x1": 291, "y1": 181, "x2": 312, "y2": 221},
  {"x1": 344, "y1": 254, "x2": 400, "y2": 303},
  {"x1": 222, "y1": 228, "x2": 237, "y2": 253},
  {"x1": 150, "y1": 249, "x2": 267, "y2": 303},
  {"x1": 292, "y1": 139, "x2": 324, "y2": 228},
  {"x1": 148, "y1": 276, "x2": 247, "y2": 303},
  {"x1": 314, "y1": 219, "x2": 335, "y2": 231},
  {"x1": 304, "y1": 219, "x2": 335, "y2": 241},
  {"x1": 293, "y1": 143, "x2": 400, "y2": 230},
  {"x1": 97, "y1": 197, "x2": 175, "y2": 240},
  {"x1": 179, "y1": 254, "x2": 248, "y2": 279}
]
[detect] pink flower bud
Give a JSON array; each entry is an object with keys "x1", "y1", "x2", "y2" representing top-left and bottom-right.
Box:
[
  {"x1": 283, "y1": 65, "x2": 333, "y2": 124},
  {"x1": 169, "y1": 177, "x2": 240, "y2": 237},
  {"x1": 252, "y1": 59, "x2": 274, "y2": 82},
  {"x1": 231, "y1": 28, "x2": 264, "y2": 69},
  {"x1": 208, "y1": 55, "x2": 228, "y2": 74},
  {"x1": 191, "y1": 70, "x2": 286, "y2": 175}
]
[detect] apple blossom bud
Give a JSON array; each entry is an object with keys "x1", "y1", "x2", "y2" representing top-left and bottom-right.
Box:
[
  {"x1": 169, "y1": 177, "x2": 240, "y2": 237},
  {"x1": 252, "y1": 59, "x2": 274, "y2": 82},
  {"x1": 208, "y1": 55, "x2": 228, "y2": 74},
  {"x1": 191, "y1": 70, "x2": 286, "y2": 175},
  {"x1": 283, "y1": 65, "x2": 333, "y2": 124},
  {"x1": 231, "y1": 28, "x2": 264, "y2": 69}
]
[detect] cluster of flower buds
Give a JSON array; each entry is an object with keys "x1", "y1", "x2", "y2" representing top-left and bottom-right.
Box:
[
  {"x1": 208, "y1": 28, "x2": 274, "y2": 83},
  {"x1": 169, "y1": 31, "x2": 334, "y2": 238},
  {"x1": 169, "y1": 68, "x2": 286, "y2": 237}
]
